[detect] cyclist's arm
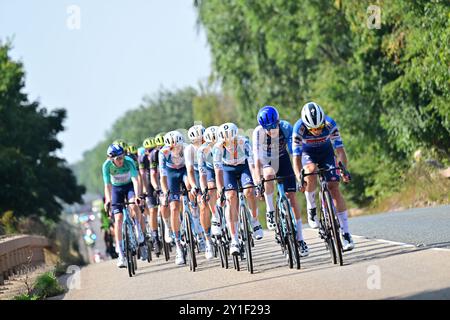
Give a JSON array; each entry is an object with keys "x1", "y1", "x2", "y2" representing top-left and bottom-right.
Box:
[
  {"x1": 160, "y1": 174, "x2": 168, "y2": 194},
  {"x1": 102, "y1": 160, "x2": 112, "y2": 205},
  {"x1": 252, "y1": 127, "x2": 263, "y2": 184},
  {"x1": 131, "y1": 176, "x2": 141, "y2": 198},
  {"x1": 335, "y1": 147, "x2": 348, "y2": 168},
  {"x1": 104, "y1": 183, "x2": 112, "y2": 205},
  {"x1": 293, "y1": 155, "x2": 302, "y2": 179},
  {"x1": 292, "y1": 120, "x2": 303, "y2": 179},
  {"x1": 213, "y1": 144, "x2": 224, "y2": 191},
  {"x1": 140, "y1": 168, "x2": 149, "y2": 194},
  {"x1": 150, "y1": 168, "x2": 160, "y2": 191},
  {"x1": 128, "y1": 157, "x2": 141, "y2": 196}
]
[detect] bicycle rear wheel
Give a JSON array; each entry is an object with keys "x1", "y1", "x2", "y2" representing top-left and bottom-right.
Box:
[
  {"x1": 324, "y1": 190, "x2": 343, "y2": 266},
  {"x1": 282, "y1": 198, "x2": 301, "y2": 270},
  {"x1": 241, "y1": 206, "x2": 253, "y2": 274}
]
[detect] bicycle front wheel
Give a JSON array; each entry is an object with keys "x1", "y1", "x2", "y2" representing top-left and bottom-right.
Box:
[
  {"x1": 184, "y1": 211, "x2": 197, "y2": 272},
  {"x1": 324, "y1": 190, "x2": 343, "y2": 266},
  {"x1": 123, "y1": 223, "x2": 133, "y2": 277},
  {"x1": 241, "y1": 206, "x2": 253, "y2": 274},
  {"x1": 281, "y1": 198, "x2": 301, "y2": 270}
]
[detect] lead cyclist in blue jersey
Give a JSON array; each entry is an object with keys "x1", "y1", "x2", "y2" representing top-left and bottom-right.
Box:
[
  {"x1": 253, "y1": 106, "x2": 309, "y2": 256},
  {"x1": 292, "y1": 102, "x2": 354, "y2": 251}
]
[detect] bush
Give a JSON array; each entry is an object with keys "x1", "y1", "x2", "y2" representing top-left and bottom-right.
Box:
[
  {"x1": 33, "y1": 272, "x2": 64, "y2": 299},
  {"x1": 13, "y1": 293, "x2": 40, "y2": 300}
]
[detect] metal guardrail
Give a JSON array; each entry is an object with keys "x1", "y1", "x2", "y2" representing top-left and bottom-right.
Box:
[{"x1": 0, "y1": 235, "x2": 50, "y2": 286}]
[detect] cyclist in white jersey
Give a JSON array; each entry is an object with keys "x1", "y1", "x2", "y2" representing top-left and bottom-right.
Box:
[
  {"x1": 213, "y1": 123, "x2": 264, "y2": 256},
  {"x1": 253, "y1": 106, "x2": 310, "y2": 256},
  {"x1": 185, "y1": 124, "x2": 212, "y2": 259},
  {"x1": 197, "y1": 126, "x2": 222, "y2": 237},
  {"x1": 159, "y1": 131, "x2": 190, "y2": 265}
]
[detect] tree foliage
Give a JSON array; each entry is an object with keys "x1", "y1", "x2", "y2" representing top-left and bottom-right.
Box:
[
  {"x1": 0, "y1": 42, "x2": 85, "y2": 222},
  {"x1": 195, "y1": 0, "x2": 450, "y2": 204}
]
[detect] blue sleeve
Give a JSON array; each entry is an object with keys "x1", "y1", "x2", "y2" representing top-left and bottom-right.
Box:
[
  {"x1": 326, "y1": 116, "x2": 344, "y2": 149},
  {"x1": 292, "y1": 119, "x2": 303, "y2": 156},
  {"x1": 280, "y1": 120, "x2": 293, "y2": 154}
]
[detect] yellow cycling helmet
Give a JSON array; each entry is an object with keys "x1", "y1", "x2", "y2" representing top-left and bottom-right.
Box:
[
  {"x1": 154, "y1": 133, "x2": 165, "y2": 147},
  {"x1": 127, "y1": 143, "x2": 138, "y2": 155},
  {"x1": 142, "y1": 137, "x2": 155, "y2": 149},
  {"x1": 112, "y1": 139, "x2": 128, "y2": 150}
]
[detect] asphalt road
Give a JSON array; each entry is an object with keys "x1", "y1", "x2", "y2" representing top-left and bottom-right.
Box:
[{"x1": 60, "y1": 205, "x2": 450, "y2": 300}]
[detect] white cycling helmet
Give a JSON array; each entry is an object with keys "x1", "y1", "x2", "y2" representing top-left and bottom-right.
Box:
[
  {"x1": 301, "y1": 102, "x2": 325, "y2": 129},
  {"x1": 204, "y1": 126, "x2": 219, "y2": 143},
  {"x1": 218, "y1": 123, "x2": 238, "y2": 141},
  {"x1": 163, "y1": 131, "x2": 184, "y2": 147},
  {"x1": 188, "y1": 125, "x2": 205, "y2": 143}
]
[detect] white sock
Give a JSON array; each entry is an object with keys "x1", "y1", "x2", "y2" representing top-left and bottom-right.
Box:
[
  {"x1": 264, "y1": 192, "x2": 275, "y2": 212},
  {"x1": 296, "y1": 219, "x2": 304, "y2": 241},
  {"x1": 305, "y1": 191, "x2": 316, "y2": 211},
  {"x1": 337, "y1": 211, "x2": 350, "y2": 234}
]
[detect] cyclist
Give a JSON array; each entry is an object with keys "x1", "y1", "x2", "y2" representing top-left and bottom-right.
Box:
[
  {"x1": 102, "y1": 143, "x2": 147, "y2": 268},
  {"x1": 139, "y1": 138, "x2": 161, "y2": 255},
  {"x1": 253, "y1": 106, "x2": 309, "y2": 256},
  {"x1": 150, "y1": 133, "x2": 172, "y2": 246},
  {"x1": 213, "y1": 123, "x2": 264, "y2": 256},
  {"x1": 185, "y1": 125, "x2": 212, "y2": 259},
  {"x1": 198, "y1": 126, "x2": 222, "y2": 237},
  {"x1": 159, "y1": 131, "x2": 189, "y2": 265},
  {"x1": 292, "y1": 102, "x2": 354, "y2": 251}
]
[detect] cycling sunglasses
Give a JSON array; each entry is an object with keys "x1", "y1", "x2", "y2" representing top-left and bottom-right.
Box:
[
  {"x1": 263, "y1": 122, "x2": 279, "y2": 131},
  {"x1": 113, "y1": 155, "x2": 124, "y2": 161},
  {"x1": 310, "y1": 124, "x2": 325, "y2": 132}
]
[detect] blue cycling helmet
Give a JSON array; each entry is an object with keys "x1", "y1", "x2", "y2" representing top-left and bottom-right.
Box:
[
  {"x1": 137, "y1": 147, "x2": 146, "y2": 157},
  {"x1": 107, "y1": 143, "x2": 124, "y2": 158},
  {"x1": 257, "y1": 106, "x2": 279, "y2": 129}
]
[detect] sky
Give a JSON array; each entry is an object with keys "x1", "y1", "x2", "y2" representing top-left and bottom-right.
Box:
[{"x1": 0, "y1": 0, "x2": 211, "y2": 164}]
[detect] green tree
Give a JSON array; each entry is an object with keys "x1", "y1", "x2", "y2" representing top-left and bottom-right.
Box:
[{"x1": 0, "y1": 42, "x2": 85, "y2": 222}]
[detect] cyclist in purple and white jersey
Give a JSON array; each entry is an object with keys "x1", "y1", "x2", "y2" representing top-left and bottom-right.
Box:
[{"x1": 292, "y1": 102, "x2": 354, "y2": 251}]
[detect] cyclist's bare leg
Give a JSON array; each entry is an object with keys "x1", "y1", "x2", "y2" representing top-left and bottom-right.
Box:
[
  {"x1": 304, "y1": 164, "x2": 318, "y2": 192},
  {"x1": 169, "y1": 200, "x2": 181, "y2": 237},
  {"x1": 327, "y1": 181, "x2": 350, "y2": 235},
  {"x1": 243, "y1": 187, "x2": 258, "y2": 219},
  {"x1": 327, "y1": 182, "x2": 346, "y2": 212},
  {"x1": 207, "y1": 181, "x2": 217, "y2": 219},
  {"x1": 114, "y1": 213, "x2": 123, "y2": 254},
  {"x1": 199, "y1": 195, "x2": 211, "y2": 240},
  {"x1": 149, "y1": 207, "x2": 158, "y2": 231},
  {"x1": 225, "y1": 190, "x2": 239, "y2": 241},
  {"x1": 129, "y1": 200, "x2": 146, "y2": 236}
]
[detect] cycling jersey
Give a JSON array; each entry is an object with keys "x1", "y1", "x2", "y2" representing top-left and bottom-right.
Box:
[
  {"x1": 197, "y1": 142, "x2": 215, "y2": 174},
  {"x1": 149, "y1": 148, "x2": 159, "y2": 170},
  {"x1": 102, "y1": 156, "x2": 138, "y2": 186},
  {"x1": 138, "y1": 152, "x2": 150, "y2": 171},
  {"x1": 212, "y1": 136, "x2": 254, "y2": 169},
  {"x1": 158, "y1": 144, "x2": 186, "y2": 176},
  {"x1": 127, "y1": 154, "x2": 139, "y2": 170},
  {"x1": 253, "y1": 120, "x2": 293, "y2": 162},
  {"x1": 185, "y1": 144, "x2": 201, "y2": 171},
  {"x1": 292, "y1": 115, "x2": 344, "y2": 156}
]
